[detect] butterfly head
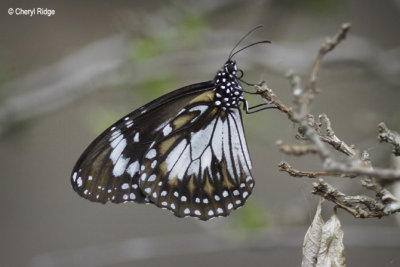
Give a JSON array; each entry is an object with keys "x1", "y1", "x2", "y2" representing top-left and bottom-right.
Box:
[{"x1": 224, "y1": 60, "x2": 238, "y2": 76}]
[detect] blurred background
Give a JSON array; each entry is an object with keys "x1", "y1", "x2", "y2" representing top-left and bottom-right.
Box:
[{"x1": 1, "y1": 0, "x2": 400, "y2": 266}]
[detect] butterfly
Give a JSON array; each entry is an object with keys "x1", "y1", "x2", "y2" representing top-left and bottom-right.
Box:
[{"x1": 71, "y1": 26, "x2": 272, "y2": 221}]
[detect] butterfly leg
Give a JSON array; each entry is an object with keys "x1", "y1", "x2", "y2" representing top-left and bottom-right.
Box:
[{"x1": 242, "y1": 100, "x2": 278, "y2": 114}]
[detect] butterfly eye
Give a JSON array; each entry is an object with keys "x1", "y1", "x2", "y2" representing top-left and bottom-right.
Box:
[{"x1": 226, "y1": 62, "x2": 237, "y2": 75}]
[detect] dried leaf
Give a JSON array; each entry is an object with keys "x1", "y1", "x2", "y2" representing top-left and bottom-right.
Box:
[
  {"x1": 316, "y1": 212, "x2": 346, "y2": 267},
  {"x1": 302, "y1": 198, "x2": 324, "y2": 267}
]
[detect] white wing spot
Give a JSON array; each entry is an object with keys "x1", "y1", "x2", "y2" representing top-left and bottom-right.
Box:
[
  {"x1": 110, "y1": 129, "x2": 121, "y2": 140},
  {"x1": 227, "y1": 203, "x2": 233, "y2": 210},
  {"x1": 161, "y1": 191, "x2": 167, "y2": 197},
  {"x1": 145, "y1": 149, "x2": 157, "y2": 159},
  {"x1": 84, "y1": 189, "x2": 88, "y2": 195},
  {"x1": 249, "y1": 183, "x2": 254, "y2": 188},
  {"x1": 152, "y1": 192, "x2": 157, "y2": 198},
  {"x1": 158, "y1": 181, "x2": 163, "y2": 186},
  {"x1": 170, "y1": 203, "x2": 176, "y2": 209},
  {"x1": 130, "y1": 193, "x2": 136, "y2": 200},
  {"x1": 208, "y1": 210, "x2": 214, "y2": 216},
  {"x1": 246, "y1": 176, "x2": 252, "y2": 182},
  {"x1": 123, "y1": 194, "x2": 128, "y2": 200},
  {"x1": 202, "y1": 198, "x2": 209, "y2": 204},
  {"x1": 195, "y1": 198, "x2": 200, "y2": 203},
  {"x1": 214, "y1": 195, "x2": 220, "y2": 201},
  {"x1": 243, "y1": 192, "x2": 249, "y2": 198},
  {"x1": 148, "y1": 174, "x2": 156, "y2": 182},
  {"x1": 151, "y1": 160, "x2": 157, "y2": 169},
  {"x1": 125, "y1": 120, "x2": 133, "y2": 128},
  {"x1": 240, "y1": 183, "x2": 245, "y2": 188},
  {"x1": 163, "y1": 124, "x2": 172, "y2": 136},
  {"x1": 110, "y1": 137, "x2": 127, "y2": 164},
  {"x1": 217, "y1": 208, "x2": 223, "y2": 214},
  {"x1": 140, "y1": 173, "x2": 147, "y2": 181},
  {"x1": 113, "y1": 156, "x2": 130, "y2": 177},
  {"x1": 223, "y1": 190, "x2": 229, "y2": 198},
  {"x1": 181, "y1": 195, "x2": 187, "y2": 202},
  {"x1": 177, "y1": 108, "x2": 186, "y2": 116},
  {"x1": 194, "y1": 210, "x2": 201, "y2": 216},
  {"x1": 141, "y1": 165, "x2": 145, "y2": 171},
  {"x1": 77, "y1": 177, "x2": 82, "y2": 187},
  {"x1": 134, "y1": 132, "x2": 140, "y2": 142},
  {"x1": 236, "y1": 200, "x2": 241, "y2": 205},
  {"x1": 110, "y1": 133, "x2": 123, "y2": 149},
  {"x1": 72, "y1": 172, "x2": 77, "y2": 182},
  {"x1": 184, "y1": 208, "x2": 190, "y2": 214},
  {"x1": 162, "y1": 201, "x2": 168, "y2": 206},
  {"x1": 174, "y1": 191, "x2": 179, "y2": 197},
  {"x1": 126, "y1": 161, "x2": 140, "y2": 177},
  {"x1": 144, "y1": 187, "x2": 151, "y2": 194},
  {"x1": 233, "y1": 190, "x2": 239, "y2": 196},
  {"x1": 132, "y1": 184, "x2": 138, "y2": 189},
  {"x1": 121, "y1": 183, "x2": 129, "y2": 189},
  {"x1": 88, "y1": 176, "x2": 93, "y2": 181}
]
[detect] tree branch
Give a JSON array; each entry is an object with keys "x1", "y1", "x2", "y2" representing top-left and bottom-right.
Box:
[
  {"x1": 378, "y1": 122, "x2": 400, "y2": 156},
  {"x1": 257, "y1": 23, "x2": 400, "y2": 218}
]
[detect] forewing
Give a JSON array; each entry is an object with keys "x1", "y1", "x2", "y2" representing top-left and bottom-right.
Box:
[
  {"x1": 71, "y1": 81, "x2": 214, "y2": 204},
  {"x1": 139, "y1": 91, "x2": 254, "y2": 220}
]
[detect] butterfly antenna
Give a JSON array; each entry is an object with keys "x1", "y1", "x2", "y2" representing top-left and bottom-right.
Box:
[
  {"x1": 229, "y1": 40, "x2": 271, "y2": 60},
  {"x1": 228, "y1": 25, "x2": 264, "y2": 60}
]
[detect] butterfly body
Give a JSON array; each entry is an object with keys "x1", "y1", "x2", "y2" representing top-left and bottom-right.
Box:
[{"x1": 72, "y1": 58, "x2": 255, "y2": 221}]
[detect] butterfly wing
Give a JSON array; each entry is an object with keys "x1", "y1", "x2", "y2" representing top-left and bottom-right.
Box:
[
  {"x1": 139, "y1": 90, "x2": 254, "y2": 220},
  {"x1": 71, "y1": 81, "x2": 214, "y2": 204}
]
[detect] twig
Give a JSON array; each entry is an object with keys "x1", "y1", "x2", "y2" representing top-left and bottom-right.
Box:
[
  {"x1": 317, "y1": 114, "x2": 356, "y2": 157},
  {"x1": 308, "y1": 23, "x2": 352, "y2": 93},
  {"x1": 259, "y1": 23, "x2": 400, "y2": 218},
  {"x1": 276, "y1": 140, "x2": 317, "y2": 156},
  {"x1": 279, "y1": 161, "x2": 333, "y2": 178},
  {"x1": 255, "y1": 82, "x2": 294, "y2": 120},
  {"x1": 312, "y1": 179, "x2": 400, "y2": 218},
  {"x1": 324, "y1": 162, "x2": 400, "y2": 181},
  {"x1": 378, "y1": 122, "x2": 400, "y2": 156}
]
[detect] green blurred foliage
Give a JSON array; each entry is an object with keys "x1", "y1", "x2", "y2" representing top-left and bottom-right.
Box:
[
  {"x1": 231, "y1": 199, "x2": 269, "y2": 238},
  {"x1": 131, "y1": 14, "x2": 206, "y2": 62},
  {"x1": 131, "y1": 37, "x2": 165, "y2": 62},
  {"x1": 179, "y1": 14, "x2": 206, "y2": 42},
  {"x1": 138, "y1": 76, "x2": 177, "y2": 103}
]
